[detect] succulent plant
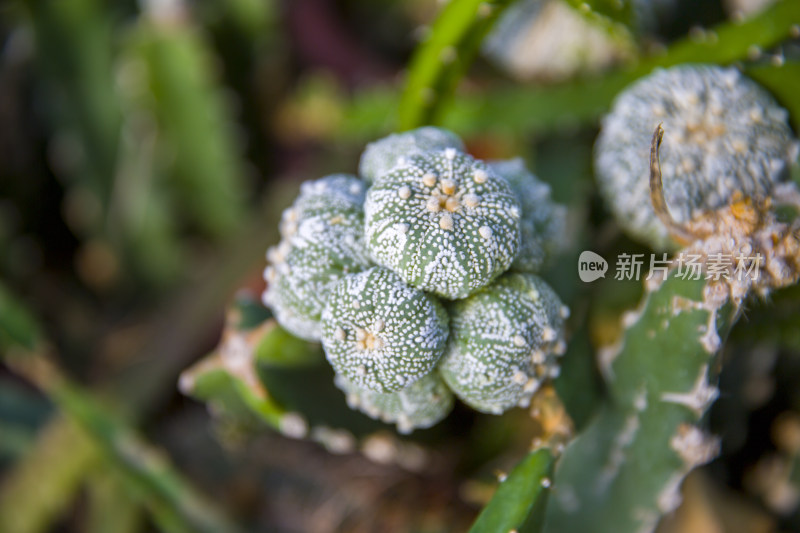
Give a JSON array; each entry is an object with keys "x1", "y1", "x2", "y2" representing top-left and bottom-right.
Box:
[
  {"x1": 279, "y1": 173, "x2": 370, "y2": 233},
  {"x1": 263, "y1": 174, "x2": 372, "y2": 341},
  {"x1": 439, "y1": 272, "x2": 568, "y2": 414},
  {"x1": 261, "y1": 131, "x2": 568, "y2": 431},
  {"x1": 321, "y1": 266, "x2": 449, "y2": 393},
  {"x1": 488, "y1": 158, "x2": 566, "y2": 273},
  {"x1": 365, "y1": 149, "x2": 522, "y2": 300},
  {"x1": 358, "y1": 126, "x2": 465, "y2": 185},
  {"x1": 334, "y1": 372, "x2": 454, "y2": 434},
  {"x1": 595, "y1": 64, "x2": 799, "y2": 249}
]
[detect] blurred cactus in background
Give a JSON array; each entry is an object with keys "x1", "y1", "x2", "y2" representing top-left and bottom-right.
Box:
[{"x1": 2, "y1": 1, "x2": 800, "y2": 532}]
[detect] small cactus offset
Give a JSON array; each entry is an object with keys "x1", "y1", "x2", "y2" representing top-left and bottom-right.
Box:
[
  {"x1": 358, "y1": 127, "x2": 465, "y2": 185},
  {"x1": 488, "y1": 158, "x2": 566, "y2": 273},
  {"x1": 334, "y1": 372, "x2": 454, "y2": 435},
  {"x1": 321, "y1": 266, "x2": 449, "y2": 393},
  {"x1": 364, "y1": 149, "x2": 522, "y2": 299},
  {"x1": 263, "y1": 174, "x2": 371, "y2": 341},
  {"x1": 439, "y1": 272, "x2": 568, "y2": 414}
]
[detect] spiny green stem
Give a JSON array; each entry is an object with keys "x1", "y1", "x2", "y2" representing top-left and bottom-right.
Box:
[
  {"x1": 398, "y1": 0, "x2": 514, "y2": 130},
  {"x1": 543, "y1": 274, "x2": 736, "y2": 533}
]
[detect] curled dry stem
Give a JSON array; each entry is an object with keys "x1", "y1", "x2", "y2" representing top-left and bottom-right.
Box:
[{"x1": 649, "y1": 124, "x2": 699, "y2": 245}]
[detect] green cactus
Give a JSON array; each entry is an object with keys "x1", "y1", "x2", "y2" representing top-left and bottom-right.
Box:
[
  {"x1": 365, "y1": 149, "x2": 522, "y2": 299},
  {"x1": 251, "y1": 127, "x2": 571, "y2": 430},
  {"x1": 595, "y1": 64, "x2": 799, "y2": 249},
  {"x1": 488, "y1": 158, "x2": 566, "y2": 273},
  {"x1": 359, "y1": 127, "x2": 465, "y2": 185},
  {"x1": 321, "y1": 266, "x2": 449, "y2": 393},
  {"x1": 543, "y1": 273, "x2": 734, "y2": 533},
  {"x1": 440, "y1": 272, "x2": 568, "y2": 414},
  {"x1": 334, "y1": 372, "x2": 454, "y2": 434},
  {"x1": 263, "y1": 175, "x2": 372, "y2": 341}
]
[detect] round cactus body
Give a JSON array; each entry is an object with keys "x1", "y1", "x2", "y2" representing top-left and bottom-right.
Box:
[
  {"x1": 595, "y1": 65, "x2": 799, "y2": 249},
  {"x1": 358, "y1": 127, "x2": 465, "y2": 185},
  {"x1": 488, "y1": 158, "x2": 566, "y2": 273},
  {"x1": 279, "y1": 174, "x2": 367, "y2": 238},
  {"x1": 321, "y1": 267, "x2": 449, "y2": 393},
  {"x1": 365, "y1": 150, "x2": 522, "y2": 300},
  {"x1": 264, "y1": 174, "x2": 371, "y2": 341},
  {"x1": 335, "y1": 372, "x2": 454, "y2": 434},
  {"x1": 264, "y1": 240, "x2": 370, "y2": 341},
  {"x1": 439, "y1": 273, "x2": 568, "y2": 414}
]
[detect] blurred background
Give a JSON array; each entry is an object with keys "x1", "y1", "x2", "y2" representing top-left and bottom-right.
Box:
[{"x1": 1, "y1": 0, "x2": 799, "y2": 532}]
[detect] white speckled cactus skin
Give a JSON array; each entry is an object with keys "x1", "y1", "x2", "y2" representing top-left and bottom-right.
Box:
[
  {"x1": 263, "y1": 174, "x2": 372, "y2": 341},
  {"x1": 321, "y1": 266, "x2": 449, "y2": 393},
  {"x1": 335, "y1": 372, "x2": 454, "y2": 434},
  {"x1": 439, "y1": 272, "x2": 568, "y2": 414},
  {"x1": 280, "y1": 174, "x2": 370, "y2": 234},
  {"x1": 488, "y1": 158, "x2": 566, "y2": 273},
  {"x1": 595, "y1": 64, "x2": 799, "y2": 249},
  {"x1": 358, "y1": 127, "x2": 465, "y2": 185},
  {"x1": 365, "y1": 149, "x2": 522, "y2": 300}
]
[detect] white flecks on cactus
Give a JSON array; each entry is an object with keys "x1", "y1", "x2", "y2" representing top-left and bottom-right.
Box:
[
  {"x1": 669, "y1": 423, "x2": 721, "y2": 470},
  {"x1": 358, "y1": 126, "x2": 465, "y2": 184},
  {"x1": 595, "y1": 64, "x2": 799, "y2": 249},
  {"x1": 365, "y1": 151, "x2": 521, "y2": 300},
  {"x1": 264, "y1": 242, "x2": 370, "y2": 341},
  {"x1": 279, "y1": 173, "x2": 367, "y2": 238},
  {"x1": 335, "y1": 372, "x2": 454, "y2": 434},
  {"x1": 321, "y1": 267, "x2": 449, "y2": 393},
  {"x1": 660, "y1": 364, "x2": 720, "y2": 417},
  {"x1": 488, "y1": 158, "x2": 566, "y2": 273},
  {"x1": 264, "y1": 174, "x2": 372, "y2": 341},
  {"x1": 439, "y1": 273, "x2": 567, "y2": 414}
]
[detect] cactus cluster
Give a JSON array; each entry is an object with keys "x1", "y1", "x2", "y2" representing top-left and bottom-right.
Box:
[{"x1": 262, "y1": 127, "x2": 568, "y2": 432}]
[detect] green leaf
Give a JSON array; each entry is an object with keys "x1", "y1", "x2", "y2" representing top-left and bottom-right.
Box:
[
  {"x1": 747, "y1": 61, "x2": 800, "y2": 132},
  {"x1": 0, "y1": 417, "x2": 100, "y2": 533},
  {"x1": 470, "y1": 448, "x2": 555, "y2": 533},
  {"x1": 563, "y1": 0, "x2": 635, "y2": 33},
  {"x1": 398, "y1": 0, "x2": 514, "y2": 129}
]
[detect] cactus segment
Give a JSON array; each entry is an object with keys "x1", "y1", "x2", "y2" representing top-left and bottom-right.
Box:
[
  {"x1": 335, "y1": 372, "x2": 454, "y2": 434},
  {"x1": 365, "y1": 150, "x2": 521, "y2": 300},
  {"x1": 440, "y1": 273, "x2": 568, "y2": 414},
  {"x1": 595, "y1": 64, "x2": 799, "y2": 249},
  {"x1": 488, "y1": 158, "x2": 566, "y2": 273},
  {"x1": 263, "y1": 175, "x2": 372, "y2": 341},
  {"x1": 544, "y1": 274, "x2": 735, "y2": 533},
  {"x1": 358, "y1": 127, "x2": 465, "y2": 185},
  {"x1": 321, "y1": 267, "x2": 449, "y2": 393}
]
